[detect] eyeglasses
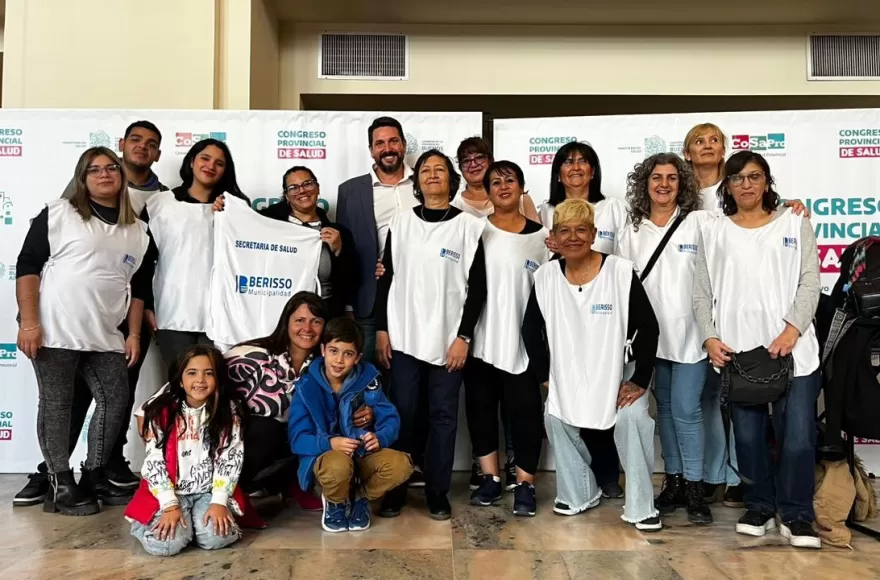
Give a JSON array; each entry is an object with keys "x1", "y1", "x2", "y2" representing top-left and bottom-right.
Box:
[
  {"x1": 561, "y1": 157, "x2": 590, "y2": 168},
  {"x1": 86, "y1": 164, "x2": 121, "y2": 177},
  {"x1": 285, "y1": 180, "x2": 318, "y2": 194},
  {"x1": 728, "y1": 171, "x2": 765, "y2": 186},
  {"x1": 458, "y1": 154, "x2": 488, "y2": 169}
]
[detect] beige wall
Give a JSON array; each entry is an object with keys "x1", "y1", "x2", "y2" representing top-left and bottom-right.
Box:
[
  {"x1": 280, "y1": 22, "x2": 880, "y2": 109},
  {"x1": 249, "y1": 0, "x2": 280, "y2": 109}
]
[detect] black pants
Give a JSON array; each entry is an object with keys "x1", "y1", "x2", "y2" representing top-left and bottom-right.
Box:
[
  {"x1": 464, "y1": 357, "x2": 543, "y2": 475},
  {"x1": 389, "y1": 350, "x2": 462, "y2": 495},
  {"x1": 579, "y1": 426, "x2": 621, "y2": 487},
  {"x1": 36, "y1": 322, "x2": 151, "y2": 475},
  {"x1": 155, "y1": 330, "x2": 213, "y2": 375},
  {"x1": 240, "y1": 415, "x2": 295, "y2": 494}
]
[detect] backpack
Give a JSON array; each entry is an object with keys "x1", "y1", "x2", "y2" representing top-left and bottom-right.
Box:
[{"x1": 822, "y1": 237, "x2": 880, "y2": 452}]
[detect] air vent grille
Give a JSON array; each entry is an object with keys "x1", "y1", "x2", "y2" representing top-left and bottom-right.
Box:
[
  {"x1": 319, "y1": 33, "x2": 408, "y2": 80},
  {"x1": 809, "y1": 34, "x2": 880, "y2": 80}
]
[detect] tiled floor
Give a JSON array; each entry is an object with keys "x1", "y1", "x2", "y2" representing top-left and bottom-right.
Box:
[{"x1": 1, "y1": 473, "x2": 880, "y2": 579}]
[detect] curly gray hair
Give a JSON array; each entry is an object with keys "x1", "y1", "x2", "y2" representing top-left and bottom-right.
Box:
[{"x1": 625, "y1": 152, "x2": 701, "y2": 230}]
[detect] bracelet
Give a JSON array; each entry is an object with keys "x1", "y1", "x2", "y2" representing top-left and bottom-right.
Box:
[
  {"x1": 21, "y1": 324, "x2": 40, "y2": 332},
  {"x1": 162, "y1": 504, "x2": 181, "y2": 513},
  {"x1": 129, "y1": 334, "x2": 141, "y2": 339}
]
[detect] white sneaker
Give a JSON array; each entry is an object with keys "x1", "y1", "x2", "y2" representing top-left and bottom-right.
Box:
[
  {"x1": 780, "y1": 521, "x2": 822, "y2": 549},
  {"x1": 735, "y1": 510, "x2": 777, "y2": 537}
]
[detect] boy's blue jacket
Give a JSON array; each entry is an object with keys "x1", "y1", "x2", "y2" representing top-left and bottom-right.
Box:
[{"x1": 288, "y1": 357, "x2": 401, "y2": 491}]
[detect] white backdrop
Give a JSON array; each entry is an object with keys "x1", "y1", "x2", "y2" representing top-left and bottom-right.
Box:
[
  {"x1": 0, "y1": 109, "x2": 483, "y2": 473},
  {"x1": 496, "y1": 108, "x2": 880, "y2": 472}
]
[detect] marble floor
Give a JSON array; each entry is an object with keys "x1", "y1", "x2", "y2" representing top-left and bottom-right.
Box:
[{"x1": 1, "y1": 474, "x2": 879, "y2": 580}]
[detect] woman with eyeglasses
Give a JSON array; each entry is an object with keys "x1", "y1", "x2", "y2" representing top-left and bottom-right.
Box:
[
  {"x1": 693, "y1": 151, "x2": 822, "y2": 549},
  {"x1": 15, "y1": 147, "x2": 150, "y2": 515},
  {"x1": 257, "y1": 166, "x2": 355, "y2": 317},
  {"x1": 538, "y1": 141, "x2": 628, "y2": 500},
  {"x1": 452, "y1": 137, "x2": 540, "y2": 222},
  {"x1": 139, "y1": 139, "x2": 249, "y2": 367}
]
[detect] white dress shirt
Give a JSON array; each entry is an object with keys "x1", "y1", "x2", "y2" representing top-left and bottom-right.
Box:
[{"x1": 372, "y1": 165, "x2": 416, "y2": 259}]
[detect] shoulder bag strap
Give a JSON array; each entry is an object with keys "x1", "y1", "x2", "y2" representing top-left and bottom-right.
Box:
[{"x1": 639, "y1": 213, "x2": 686, "y2": 283}]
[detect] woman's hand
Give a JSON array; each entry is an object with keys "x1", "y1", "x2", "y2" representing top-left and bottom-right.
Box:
[
  {"x1": 353, "y1": 405, "x2": 374, "y2": 429},
  {"x1": 446, "y1": 337, "x2": 469, "y2": 372},
  {"x1": 375, "y1": 261, "x2": 386, "y2": 279},
  {"x1": 768, "y1": 323, "x2": 800, "y2": 359},
  {"x1": 320, "y1": 227, "x2": 342, "y2": 255},
  {"x1": 376, "y1": 331, "x2": 392, "y2": 369},
  {"x1": 617, "y1": 381, "x2": 647, "y2": 408},
  {"x1": 545, "y1": 234, "x2": 559, "y2": 254},
  {"x1": 212, "y1": 195, "x2": 226, "y2": 213},
  {"x1": 152, "y1": 504, "x2": 186, "y2": 541},
  {"x1": 783, "y1": 199, "x2": 810, "y2": 218},
  {"x1": 144, "y1": 310, "x2": 158, "y2": 335},
  {"x1": 705, "y1": 338, "x2": 733, "y2": 368},
  {"x1": 125, "y1": 334, "x2": 141, "y2": 368},
  {"x1": 204, "y1": 503, "x2": 236, "y2": 537},
  {"x1": 16, "y1": 325, "x2": 43, "y2": 360}
]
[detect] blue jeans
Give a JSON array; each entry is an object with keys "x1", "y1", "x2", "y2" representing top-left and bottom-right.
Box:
[
  {"x1": 703, "y1": 367, "x2": 740, "y2": 486},
  {"x1": 730, "y1": 371, "x2": 821, "y2": 523},
  {"x1": 654, "y1": 359, "x2": 708, "y2": 481},
  {"x1": 130, "y1": 492, "x2": 241, "y2": 556}
]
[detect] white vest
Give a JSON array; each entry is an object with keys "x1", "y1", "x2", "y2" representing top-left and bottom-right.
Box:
[
  {"x1": 618, "y1": 209, "x2": 715, "y2": 364},
  {"x1": 534, "y1": 255, "x2": 633, "y2": 429},
  {"x1": 701, "y1": 209, "x2": 820, "y2": 377},
  {"x1": 209, "y1": 195, "x2": 323, "y2": 348},
  {"x1": 128, "y1": 186, "x2": 160, "y2": 218},
  {"x1": 538, "y1": 197, "x2": 627, "y2": 255},
  {"x1": 472, "y1": 221, "x2": 551, "y2": 374},
  {"x1": 700, "y1": 181, "x2": 723, "y2": 213},
  {"x1": 40, "y1": 200, "x2": 148, "y2": 352},
  {"x1": 146, "y1": 191, "x2": 214, "y2": 333},
  {"x1": 387, "y1": 210, "x2": 485, "y2": 365}
]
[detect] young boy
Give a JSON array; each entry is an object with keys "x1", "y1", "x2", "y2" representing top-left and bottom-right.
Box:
[{"x1": 288, "y1": 318, "x2": 413, "y2": 532}]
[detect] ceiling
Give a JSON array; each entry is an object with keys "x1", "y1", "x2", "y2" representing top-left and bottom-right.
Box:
[{"x1": 272, "y1": 0, "x2": 880, "y2": 25}]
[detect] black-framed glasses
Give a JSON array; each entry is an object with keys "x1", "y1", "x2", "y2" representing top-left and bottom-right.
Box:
[
  {"x1": 728, "y1": 171, "x2": 765, "y2": 186},
  {"x1": 86, "y1": 164, "x2": 121, "y2": 177},
  {"x1": 285, "y1": 180, "x2": 318, "y2": 194},
  {"x1": 458, "y1": 154, "x2": 488, "y2": 169}
]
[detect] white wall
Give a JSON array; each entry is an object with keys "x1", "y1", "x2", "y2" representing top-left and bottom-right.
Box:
[{"x1": 280, "y1": 22, "x2": 880, "y2": 109}]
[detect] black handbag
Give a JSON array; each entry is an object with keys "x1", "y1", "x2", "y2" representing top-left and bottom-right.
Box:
[{"x1": 723, "y1": 346, "x2": 794, "y2": 406}]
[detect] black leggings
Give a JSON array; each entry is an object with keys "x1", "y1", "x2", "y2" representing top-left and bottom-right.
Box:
[
  {"x1": 240, "y1": 415, "x2": 296, "y2": 494},
  {"x1": 464, "y1": 357, "x2": 543, "y2": 475}
]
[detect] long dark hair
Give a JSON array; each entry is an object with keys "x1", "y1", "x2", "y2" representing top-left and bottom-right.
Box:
[
  {"x1": 237, "y1": 291, "x2": 330, "y2": 355},
  {"x1": 719, "y1": 151, "x2": 780, "y2": 216},
  {"x1": 179, "y1": 139, "x2": 249, "y2": 203},
  {"x1": 140, "y1": 345, "x2": 241, "y2": 457},
  {"x1": 413, "y1": 149, "x2": 461, "y2": 204},
  {"x1": 548, "y1": 141, "x2": 605, "y2": 207}
]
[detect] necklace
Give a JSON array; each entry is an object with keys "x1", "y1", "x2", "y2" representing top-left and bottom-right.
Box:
[
  {"x1": 421, "y1": 204, "x2": 451, "y2": 222},
  {"x1": 88, "y1": 200, "x2": 115, "y2": 225},
  {"x1": 568, "y1": 255, "x2": 599, "y2": 292}
]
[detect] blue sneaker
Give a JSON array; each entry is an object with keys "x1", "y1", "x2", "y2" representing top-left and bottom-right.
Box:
[
  {"x1": 321, "y1": 495, "x2": 348, "y2": 533},
  {"x1": 348, "y1": 496, "x2": 371, "y2": 531}
]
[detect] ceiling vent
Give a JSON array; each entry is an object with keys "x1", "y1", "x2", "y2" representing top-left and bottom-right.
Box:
[
  {"x1": 808, "y1": 34, "x2": 880, "y2": 80},
  {"x1": 319, "y1": 33, "x2": 409, "y2": 80}
]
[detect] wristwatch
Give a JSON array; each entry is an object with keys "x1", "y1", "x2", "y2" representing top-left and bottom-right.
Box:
[{"x1": 457, "y1": 335, "x2": 471, "y2": 344}]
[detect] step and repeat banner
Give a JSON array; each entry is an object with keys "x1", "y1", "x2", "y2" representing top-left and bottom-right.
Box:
[
  {"x1": 495, "y1": 108, "x2": 880, "y2": 473},
  {"x1": 0, "y1": 109, "x2": 482, "y2": 473}
]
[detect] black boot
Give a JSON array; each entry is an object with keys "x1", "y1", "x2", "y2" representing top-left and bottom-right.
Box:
[
  {"x1": 685, "y1": 480, "x2": 713, "y2": 524},
  {"x1": 44, "y1": 471, "x2": 100, "y2": 516},
  {"x1": 654, "y1": 474, "x2": 685, "y2": 515},
  {"x1": 79, "y1": 466, "x2": 134, "y2": 506}
]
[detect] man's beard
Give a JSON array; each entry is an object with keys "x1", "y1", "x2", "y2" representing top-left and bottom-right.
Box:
[{"x1": 375, "y1": 152, "x2": 403, "y2": 174}]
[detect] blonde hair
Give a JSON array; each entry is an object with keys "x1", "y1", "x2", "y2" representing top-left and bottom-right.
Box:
[
  {"x1": 683, "y1": 123, "x2": 727, "y2": 175},
  {"x1": 553, "y1": 198, "x2": 595, "y2": 233},
  {"x1": 70, "y1": 147, "x2": 136, "y2": 225}
]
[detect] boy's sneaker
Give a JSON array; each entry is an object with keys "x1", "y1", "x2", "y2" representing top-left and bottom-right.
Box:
[
  {"x1": 13, "y1": 472, "x2": 49, "y2": 506},
  {"x1": 408, "y1": 465, "x2": 426, "y2": 488},
  {"x1": 635, "y1": 516, "x2": 663, "y2": 532},
  {"x1": 321, "y1": 495, "x2": 348, "y2": 533},
  {"x1": 512, "y1": 482, "x2": 537, "y2": 517},
  {"x1": 723, "y1": 485, "x2": 745, "y2": 508},
  {"x1": 469, "y1": 461, "x2": 483, "y2": 491},
  {"x1": 780, "y1": 520, "x2": 821, "y2": 549},
  {"x1": 735, "y1": 510, "x2": 776, "y2": 537},
  {"x1": 348, "y1": 496, "x2": 371, "y2": 532},
  {"x1": 469, "y1": 476, "x2": 503, "y2": 506},
  {"x1": 503, "y1": 458, "x2": 517, "y2": 492}
]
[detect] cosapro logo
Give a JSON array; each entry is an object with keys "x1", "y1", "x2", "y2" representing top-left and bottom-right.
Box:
[
  {"x1": 528, "y1": 136, "x2": 577, "y2": 165},
  {"x1": 0, "y1": 343, "x2": 17, "y2": 367},
  {"x1": 590, "y1": 303, "x2": 613, "y2": 315},
  {"x1": 731, "y1": 133, "x2": 786, "y2": 153},
  {"x1": 236, "y1": 275, "x2": 295, "y2": 297},
  {"x1": 277, "y1": 130, "x2": 327, "y2": 160},
  {"x1": 839, "y1": 129, "x2": 880, "y2": 159},
  {"x1": 0, "y1": 128, "x2": 23, "y2": 157},
  {"x1": 0, "y1": 192, "x2": 12, "y2": 225},
  {"x1": 176, "y1": 132, "x2": 227, "y2": 148},
  {"x1": 0, "y1": 411, "x2": 11, "y2": 442}
]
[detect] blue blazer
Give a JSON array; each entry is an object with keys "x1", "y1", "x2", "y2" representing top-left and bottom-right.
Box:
[{"x1": 335, "y1": 174, "x2": 378, "y2": 319}]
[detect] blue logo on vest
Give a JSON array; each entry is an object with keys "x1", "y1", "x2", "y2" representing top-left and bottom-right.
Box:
[
  {"x1": 598, "y1": 230, "x2": 615, "y2": 241},
  {"x1": 440, "y1": 248, "x2": 461, "y2": 263},
  {"x1": 783, "y1": 236, "x2": 798, "y2": 249},
  {"x1": 678, "y1": 243, "x2": 698, "y2": 255},
  {"x1": 590, "y1": 303, "x2": 613, "y2": 315},
  {"x1": 524, "y1": 259, "x2": 540, "y2": 272},
  {"x1": 123, "y1": 254, "x2": 137, "y2": 267},
  {"x1": 236, "y1": 274, "x2": 295, "y2": 297}
]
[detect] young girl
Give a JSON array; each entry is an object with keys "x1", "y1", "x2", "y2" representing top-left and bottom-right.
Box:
[{"x1": 124, "y1": 345, "x2": 246, "y2": 556}]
